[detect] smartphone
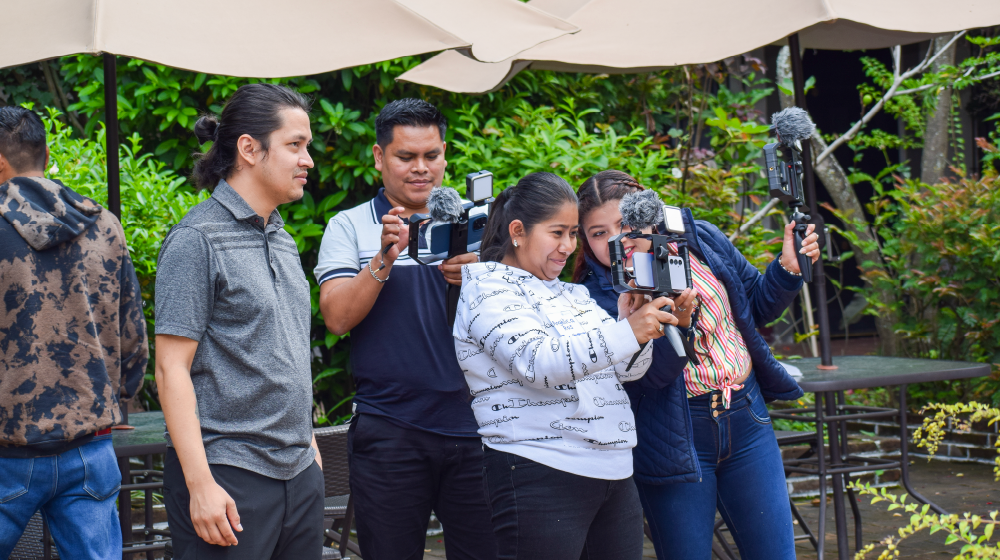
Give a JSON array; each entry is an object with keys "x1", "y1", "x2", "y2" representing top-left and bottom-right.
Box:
[{"x1": 421, "y1": 205, "x2": 489, "y2": 260}]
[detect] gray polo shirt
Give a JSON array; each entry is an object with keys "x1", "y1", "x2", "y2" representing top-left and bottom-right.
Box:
[{"x1": 155, "y1": 180, "x2": 314, "y2": 480}]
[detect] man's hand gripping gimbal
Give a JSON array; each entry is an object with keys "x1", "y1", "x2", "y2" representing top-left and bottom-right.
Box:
[{"x1": 405, "y1": 171, "x2": 494, "y2": 326}]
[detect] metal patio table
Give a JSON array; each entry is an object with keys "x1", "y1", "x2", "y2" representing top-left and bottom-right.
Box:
[
  {"x1": 113, "y1": 411, "x2": 169, "y2": 559},
  {"x1": 770, "y1": 356, "x2": 990, "y2": 560}
]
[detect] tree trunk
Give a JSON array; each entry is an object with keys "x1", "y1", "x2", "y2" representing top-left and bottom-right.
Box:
[
  {"x1": 921, "y1": 36, "x2": 957, "y2": 185},
  {"x1": 810, "y1": 133, "x2": 899, "y2": 355},
  {"x1": 776, "y1": 46, "x2": 899, "y2": 355}
]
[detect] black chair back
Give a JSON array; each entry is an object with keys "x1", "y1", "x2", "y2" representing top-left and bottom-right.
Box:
[{"x1": 314, "y1": 424, "x2": 351, "y2": 498}]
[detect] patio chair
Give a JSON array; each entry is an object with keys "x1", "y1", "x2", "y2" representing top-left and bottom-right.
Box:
[
  {"x1": 9, "y1": 512, "x2": 59, "y2": 560},
  {"x1": 314, "y1": 424, "x2": 360, "y2": 558}
]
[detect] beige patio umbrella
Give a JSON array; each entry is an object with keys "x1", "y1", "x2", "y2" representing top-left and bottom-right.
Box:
[
  {"x1": 0, "y1": 0, "x2": 576, "y2": 218},
  {"x1": 399, "y1": 0, "x2": 1000, "y2": 93},
  {"x1": 1, "y1": 0, "x2": 578, "y2": 78}
]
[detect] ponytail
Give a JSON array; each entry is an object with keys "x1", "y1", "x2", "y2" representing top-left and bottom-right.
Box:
[{"x1": 193, "y1": 83, "x2": 312, "y2": 188}]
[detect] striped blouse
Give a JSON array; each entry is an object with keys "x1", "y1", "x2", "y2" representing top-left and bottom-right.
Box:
[{"x1": 671, "y1": 244, "x2": 752, "y2": 408}]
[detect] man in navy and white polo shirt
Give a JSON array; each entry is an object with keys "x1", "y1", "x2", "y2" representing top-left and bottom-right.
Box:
[{"x1": 315, "y1": 99, "x2": 496, "y2": 560}]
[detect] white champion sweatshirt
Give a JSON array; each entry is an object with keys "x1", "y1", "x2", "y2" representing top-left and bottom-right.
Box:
[{"x1": 453, "y1": 262, "x2": 654, "y2": 480}]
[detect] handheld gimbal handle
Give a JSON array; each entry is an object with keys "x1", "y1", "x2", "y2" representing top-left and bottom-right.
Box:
[
  {"x1": 625, "y1": 304, "x2": 687, "y2": 372},
  {"x1": 791, "y1": 211, "x2": 813, "y2": 283}
]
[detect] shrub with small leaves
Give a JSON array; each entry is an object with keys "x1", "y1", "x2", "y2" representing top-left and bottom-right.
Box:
[
  {"x1": 912, "y1": 402, "x2": 1000, "y2": 482},
  {"x1": 849, "y1": 484, "x2": 999, "y2": 559},
  {"x1": 849, "y1": 400, "x2": 1000, "y2": 559}
]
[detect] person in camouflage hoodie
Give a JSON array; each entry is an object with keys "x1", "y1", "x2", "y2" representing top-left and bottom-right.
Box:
[{"x1": 0, "y1": 106, "x2": 148, "y2": 559}]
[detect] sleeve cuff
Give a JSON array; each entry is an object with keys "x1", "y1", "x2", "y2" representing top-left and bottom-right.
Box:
[
  {"x1": 154, "y1": 324, "x2": 205, "y2": 342},
  {"x1": 318, "y1": 268, "x2": 360, "y2": 284},
  {"x1": 605, "y1": 318, "x2": 641, "y2": 360},
  {"x1": 769, "y1": 258, "x2": 804, "y2": 292}
]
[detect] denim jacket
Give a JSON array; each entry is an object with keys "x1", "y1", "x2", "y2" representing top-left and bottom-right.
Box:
[{"x1": 577, "y1": 208, "x2": 804, "y2": 484}]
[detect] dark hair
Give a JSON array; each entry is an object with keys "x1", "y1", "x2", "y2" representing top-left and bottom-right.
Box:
[
  {"x1": 572, "y1": 170, "x2": 645, "y2": 283},
  {"x1": 480, "y1": 172, "x2": 578, "y2": 263},
  {"x1": 0, "y1": 106, "x2": 47, "y2": 173},
  {"x1": 192, "y1": 83, "x2": 312, "y2": 188},
  {"x1": 375, "y1": 98, "x2": 447, "y2": 148}
]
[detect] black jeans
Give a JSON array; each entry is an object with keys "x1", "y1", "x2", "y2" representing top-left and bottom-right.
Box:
[
  {"x1": 348, "y1": 414, "x2": 497, "y2": 560},
  {"x1": 163, "y1": 448, "x2": 324, "y2": 560},
  {"x1": 482, "y1": 447, "x2": 644, "y2": 560}
]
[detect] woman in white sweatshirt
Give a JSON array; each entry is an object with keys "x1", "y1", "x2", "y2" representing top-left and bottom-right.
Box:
[{"x1": 454, "y1": 172, "x2": 683, "y2": 560}]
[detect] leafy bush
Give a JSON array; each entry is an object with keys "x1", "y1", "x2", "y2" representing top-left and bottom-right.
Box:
[
  {"x1": 832, "y1": 164, "x2": 1000, "y2": 405},
  {"x1": 850, "y1": 484, "x2": 999, "y2": 559},
  {"x1": 42, "y1": 107, "x2": 210, "y2": 410},
  {"x1": 449, "y1": 99, "x2": 782, "y2": 270},
  {"x1": 912, "y1": 402, "x2": 1000, "y2": 481},
  {"x1": 850, "y1": 401, "x2": 999, "y2": 559}
]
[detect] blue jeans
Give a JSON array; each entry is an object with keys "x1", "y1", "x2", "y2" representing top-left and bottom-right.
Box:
[
  {"x1": 636, "y1": 373, "x2": 795, "y2": 560},
  {"x1": 0, "y1": 436, "x2": 122, "y2": 559}
]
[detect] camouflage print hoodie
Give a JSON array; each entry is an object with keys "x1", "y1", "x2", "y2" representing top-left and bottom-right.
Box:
[{"x1": 0, "y1": 176, "x2": 147, "y2": 457}]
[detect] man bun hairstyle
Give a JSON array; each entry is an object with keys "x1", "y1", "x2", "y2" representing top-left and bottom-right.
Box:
[
  {"x1": 193, "y1": 116, "x2": 220, "y2": 144},
  {"x1": 480, "y1": 172, "x2": 578, "y2": 263},
  {"x1": 193, "y1": 83, "x2": 311, "y2": 188},
  {"x1": 572, "y1": 170, "x2": 645, "y2": 283},
  {"x1": 0, "y1": 106, "x2": 47, "y2": 173},
  {"x1": 375, "y1": 98, "x2": 447, "y2": 148}
]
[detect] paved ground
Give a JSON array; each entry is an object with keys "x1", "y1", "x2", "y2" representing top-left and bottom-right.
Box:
[{"x1": 412, "y1": 460, "x2": 997, "y2": 559}]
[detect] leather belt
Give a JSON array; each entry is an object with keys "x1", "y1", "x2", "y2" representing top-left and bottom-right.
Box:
[{"x1": 96, "y1": 428, "x2": 112, "y2": 436}]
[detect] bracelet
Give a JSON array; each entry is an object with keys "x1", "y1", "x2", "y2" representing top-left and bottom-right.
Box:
[
  {"x1": 368, "y1": 259, "x2": 389, "y2": 283},
  {"x1": 779, "y1": 259, "x2": 802, "y2": 277}
]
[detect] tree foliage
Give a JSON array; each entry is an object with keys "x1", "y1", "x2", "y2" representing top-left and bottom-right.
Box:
[{"x1": 3, "y1": 38, "x2": 998, "y2": 419}]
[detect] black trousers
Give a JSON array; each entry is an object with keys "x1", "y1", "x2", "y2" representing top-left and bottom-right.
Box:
[
  {"x1": 482, "y1": 447, "x2": 645, "y2": 560},
  {"x1": 348, "y1": 413, "x2": 497, "y2": 560},
  {"x1": 163, "y1": 448, "x2": 324, "y2": 560}
]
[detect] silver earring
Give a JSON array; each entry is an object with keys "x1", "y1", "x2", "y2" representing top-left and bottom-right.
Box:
[{"x1": 513, "y1": 240, "x2": 519, "y2": 247}]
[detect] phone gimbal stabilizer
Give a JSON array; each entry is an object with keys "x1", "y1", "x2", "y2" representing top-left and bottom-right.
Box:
[
  {"x1": 406, "y1": 171, "x2": 494, "y2": 326},
  {"x1": 764, "y1": 107, "x2": 824, "y2": 283},
  {"x1": 607, "y1": 192, "x2": 699, "y2": 370}
]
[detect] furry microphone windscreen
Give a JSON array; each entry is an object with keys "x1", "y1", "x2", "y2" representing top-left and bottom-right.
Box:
[
  {"x1": 426, "y1": 187, "x2": 464, "y2": 223},
  {"x1": 619, "y1": 190, "x2": 663, "y2": 231},
  {"x1": 770, "y1": 107, "x2": 816, "y2": 146}
]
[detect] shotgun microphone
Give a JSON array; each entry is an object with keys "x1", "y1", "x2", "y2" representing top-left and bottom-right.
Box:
[
  {"x1": 426, "y1": 187, "x2": 464, "y2": 224},
  {"x1": 770, "y1": 107, "x2": 815, "y2": 148},
  {"x1": 619, "y1": 190, "x2": 663, "y2": 231}
]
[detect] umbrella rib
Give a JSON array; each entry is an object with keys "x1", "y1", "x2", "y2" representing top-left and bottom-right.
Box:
[
  {"x1": 388, "y1": 0, "x2": 471, "y2": 49},
  {"x1": 91, "y1": 0, "x2": 103, "y2": 55},
  {"x1": 817, "y1": 0, "x2": 837, "y2": 21}
]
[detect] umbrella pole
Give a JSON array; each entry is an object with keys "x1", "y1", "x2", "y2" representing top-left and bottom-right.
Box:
[
  {"x1": 103, "y1": 53, "x2": 121, "y2": 221},
  {"x1": 102, "y1": 52, "x2": 137, "y2": 558},
  {"x1": 101, "y1": 53, "x2": 127, "y2": 425},
  {"x1": 788, "y1": 34, "x2": 835, "y2": 369}
]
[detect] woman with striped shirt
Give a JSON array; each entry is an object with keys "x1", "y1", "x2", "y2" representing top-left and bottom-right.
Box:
[{"x1": 572, "y1": 170, "x2": 820, "y2": 560}]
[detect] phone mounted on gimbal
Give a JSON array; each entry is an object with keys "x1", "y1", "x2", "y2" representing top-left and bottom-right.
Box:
[
  {"x1": 406, "y1": 171, "x2": 493, "y2": 265},
  {"x1": 405, "y1": 171, "x2": 494, "y2": 326},
  {"x1": 608, "y1": 202, "x2": 700, "y2": 368}
]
